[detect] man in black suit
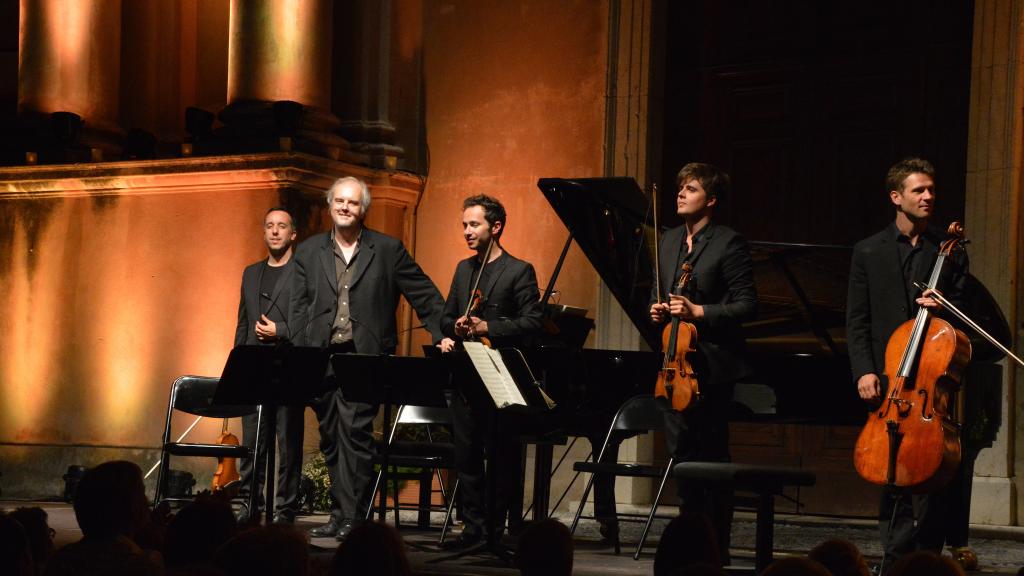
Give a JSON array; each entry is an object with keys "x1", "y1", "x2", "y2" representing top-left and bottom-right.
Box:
[
  {"x1": 437, "y1": 194, "x2": 544, "y2": 546},
  {"x1": 234, "y1": 206, "x2": 303, "y2": 525},
  {"x1": 290, "y1": 176, "x2": 445, "y2": 539},
  {"x1": 649, "y1": 163, "x2": 757, "y2": 563},
  {"x1": 846, "y1": 157, "x2": 968, "y2": 571}
]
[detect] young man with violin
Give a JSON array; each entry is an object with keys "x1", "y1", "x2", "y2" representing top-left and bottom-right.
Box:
[
  {"x1": 290, "y1": 176, "x2": 445, "y2": 540},
  {"x1": 649, "y1": 162, "x2": 757, "y2": 564},
  {"x1": 233, "y1": 207, "x2": 303, "y2": 525},
  {"x1": 437, "y1": 194, "x2": 544, "y2": 548},
  {"x1": 846, "y1": 157, "x2": 970, "y2": 571}
]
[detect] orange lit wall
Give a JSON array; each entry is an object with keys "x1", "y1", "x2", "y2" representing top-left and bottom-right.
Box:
[
  {"x1": 414, "y1": 0, "x2": 609, "y2": 341},
  {"x1": 0, "y1": 155, "x2": 423, "y2": 497}
]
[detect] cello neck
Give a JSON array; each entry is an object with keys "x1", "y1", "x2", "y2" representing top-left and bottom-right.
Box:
[{"x1": 895, "y1": 251, "x2": 949, "y2": 379}]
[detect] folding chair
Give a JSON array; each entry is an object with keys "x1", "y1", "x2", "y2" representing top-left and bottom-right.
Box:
[
  {"x1": 154, "y1": 375, "x2": 261, "y2": 516},
  {"x1": 569, "y1": 394, "x2": 675, "y2": 559},
  {"x1": 366, "y1": 404, "x2": 460, "y2": 544}
]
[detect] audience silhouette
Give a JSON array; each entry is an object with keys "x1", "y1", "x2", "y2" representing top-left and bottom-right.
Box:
[
  {"x1": 329, "y1": 521, "x2": 410, "y2": 576},
  {"x1": 516, "y1": 518, "x2": 574, "y2": 576}
]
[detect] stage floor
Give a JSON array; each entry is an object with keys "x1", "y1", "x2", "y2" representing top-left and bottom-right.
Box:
[{"x1": 10, "y1": 501, "x2": 1024, "y2": 575}]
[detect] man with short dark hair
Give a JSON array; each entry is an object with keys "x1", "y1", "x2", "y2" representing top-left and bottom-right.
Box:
[
  {"x1": 649, "y1": 162, "x2": 757, "y2": 564},
  {"x1": 846, "y1": 157, "x2": 969, "y2": 571},
  {"x1": 291, "y1": 176, "x2": 445, "y2": 540},
  {"x1": 438, "y1": 194, "x2": 544, "y2": 547},
  {"x1": 234, "y1": 207, "x2": 303, "y2": 525}
]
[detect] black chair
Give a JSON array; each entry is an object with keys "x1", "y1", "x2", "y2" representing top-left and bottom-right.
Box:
[
  {"x1": 366, "y1": 404, "x2": 459, "y2": 544},
  {"x1": 154, "y1": 375, "x2": 261, "y2": 516},
  {"x1": 569, "y1": 394, "x2": 675, "y2": 559},
  {"x1": 673, "y1": 462, "x2": 816, "y2": 571}
]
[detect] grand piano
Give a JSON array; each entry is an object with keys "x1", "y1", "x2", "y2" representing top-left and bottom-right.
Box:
[{"x1": 532, "y1": 176, "x2": 1006, "y2": 530}]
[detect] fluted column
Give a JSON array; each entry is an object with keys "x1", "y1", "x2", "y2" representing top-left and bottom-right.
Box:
[
  {"x1": 221, "y1": 0, "x2": 346, "y2": 157},
  {"x1": 964, "y1": 0, "x2": 1024, "y2": 526},
  {"x1": 18, "y1": 0, "x2": 124, "y2": 157},
  {"x1": 333, "y1": 0, "x2": 404, "y2": 168}
]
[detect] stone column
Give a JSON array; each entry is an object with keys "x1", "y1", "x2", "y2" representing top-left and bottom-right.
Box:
[
  {"x1": 596, "y1": 0, "x2": 659, "y2": 510},
  {"x1": 18, "y1": 0, "x2": 124, "y2": 158},
  {"x1": 333, "y1": 0, "x2": 404, "y2": 168},
  {"x1": 964, "y1": 0, "x2": 1024, "y2": 526},
  {"x1": 221, "y1": 0, "x2": 347, "y2": 157}
]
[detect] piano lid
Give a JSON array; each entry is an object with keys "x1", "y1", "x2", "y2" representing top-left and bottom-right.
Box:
[
  {"x1": 538, "y1": 177, "x2": 661, "y2": 350},
  {"x1": 538, "y1": 177, "x2": 855, "y2": 354}
]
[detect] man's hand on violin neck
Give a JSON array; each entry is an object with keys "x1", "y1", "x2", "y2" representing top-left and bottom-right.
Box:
[
  {"x1": 857, "y1": 373, "x2": 881, "y2": 402},
  {"x1": 669, "y1": 294, "x2": 704, "y2": 320},
  {"x1": 650, "y1": 302, "x2": 670, "y2": 323}
]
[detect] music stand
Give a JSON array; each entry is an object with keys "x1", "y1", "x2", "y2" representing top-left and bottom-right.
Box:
[
  {"x1": 432, "y1": 347, "x2": 552, "y2": 564},
  {"x1": 216, "y1": 344, "x2": 330, "y2": 524},
  {"x1": 329, "y1": 353, "x2": 451, "y2": 522}
]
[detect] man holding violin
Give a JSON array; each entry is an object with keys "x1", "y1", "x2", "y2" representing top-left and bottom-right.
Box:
[
  {"x1": 233, "y1": 207, "x2": 304, "y2": 525},
  {"x1": 437, "y1": 194, "x2": 544, "y2": 548},
  {"x1": 649, "y1": 162, "x2": 757, "y2": 564},
  {"x1": 846, "y1": 157, "x2": 970, "y2": 571}
]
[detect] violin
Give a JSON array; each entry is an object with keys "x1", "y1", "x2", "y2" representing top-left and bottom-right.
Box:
[
  {"x1": 461, "y1": 238, "x2": 495, "y2": 347},
  {"x1": 211, "y1": 418, "x2": 241, "y2": 492},
  {"x1": 853, "y1": 222, "x2": 972, "y2": 493},
  {"x1": 655, "y1": 262, "x2": 701, "y2": 411}
]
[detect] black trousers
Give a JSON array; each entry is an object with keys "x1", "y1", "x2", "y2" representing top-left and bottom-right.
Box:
[
  {"x1": 879, "y1": 480, "x2": 953, "y2": 571},
  {"x1": 584, "y1": 427, "x2": 622, "y2": 524},
  {"x1": 311, "y1": 378, "x2": 378, "y2": 523},
  {"x1": 662, "y1": 384, "x2": 735, "y2": 562},
  {"x1": 449, "y1": 391, "x2": 524, "y2": 537},
  {"x1": 239, "y1": 404, "x2": 305, "y2": 516}
]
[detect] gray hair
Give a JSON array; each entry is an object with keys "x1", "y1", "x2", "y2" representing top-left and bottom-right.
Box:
[{"x1": 325, "y1": 177, "x2": 371, "y2": 213}]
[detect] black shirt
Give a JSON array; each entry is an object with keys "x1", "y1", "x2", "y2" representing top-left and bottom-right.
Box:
[{"x1": 259, "y1": 262, "x2": 285, "y2": 315}]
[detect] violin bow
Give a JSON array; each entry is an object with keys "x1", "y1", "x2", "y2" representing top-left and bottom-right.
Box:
[{"x1": 652, "y1": 182, "x2": 662, "y2": 303}]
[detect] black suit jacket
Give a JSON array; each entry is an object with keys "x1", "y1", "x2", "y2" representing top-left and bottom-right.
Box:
[
  {"x1": 235, "y1": 259, "x2": 294, "y2": 346},
  {"x1": 652, "y1": 222, "x2": 757, "y2": 387},
  {"x1": 289, "y1": 228, "x2": 444, "y2": 353},
  {"x1": 845, "y1": 223, "x2": 968, "y2": 383},
  {"x1": 441, "y1": 251, "x2": 544, "y2": 348}
]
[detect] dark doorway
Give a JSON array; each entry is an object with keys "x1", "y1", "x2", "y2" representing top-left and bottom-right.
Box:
[{"x1": 658, "y1": 1, "x2": 974, "y2": 245}]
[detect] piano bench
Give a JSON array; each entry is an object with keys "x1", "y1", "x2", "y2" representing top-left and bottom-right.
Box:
[{"x1": 672, "y1": 462, "x2": 816, "y2": 571}]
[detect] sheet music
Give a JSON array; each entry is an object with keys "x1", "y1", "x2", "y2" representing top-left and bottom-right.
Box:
[{"x1": 463, "y1": 342, "x2": 527, "y2": 408}]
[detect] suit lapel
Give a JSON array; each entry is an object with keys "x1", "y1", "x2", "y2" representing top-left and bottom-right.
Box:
[
  {"x1": 482, "y1": 253, "x2": 509, "y2": 302},
  {"x1": 670, "y1": 224, "x2": 714, "y2": 289},
  {"x1": 881, "y1": 230, "x2": 910, "y2": 310},
  {"x1": 348, "y1": 232, "x2": 376, "y2": 289},
  {"x1": 318, "y1": 236, "x2": 338, "y2": 294}
]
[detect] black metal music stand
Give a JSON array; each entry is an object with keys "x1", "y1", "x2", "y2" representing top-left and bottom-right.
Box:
[
  {"x1": 216, "y1": 344, "x2": 330, "y2": 524},
  {"x1": 431, "y1": 347, "x2": 551, "y2": 565},
  {"x1": 329, "y1": 353, "x2": 451, "y2": 523}
]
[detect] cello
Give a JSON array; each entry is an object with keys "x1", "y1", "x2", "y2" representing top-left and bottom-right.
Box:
[
  {"x1": 655, "y1": 262, "x2": 701, "y2": 411},
  {"x1": 853, "y1": 222, "x2": 972, "y2": 493}
]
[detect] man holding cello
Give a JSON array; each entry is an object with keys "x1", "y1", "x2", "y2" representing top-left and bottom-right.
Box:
[
  {"x1": 649, "y1": 162, "x2": 757, "y2": 564},
  {"x1": 846, "y1": 157, "x2": 970, "y2": 571}
]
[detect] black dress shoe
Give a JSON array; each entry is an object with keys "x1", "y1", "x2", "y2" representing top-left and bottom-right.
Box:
[
  {"x1": 334, "y1": 520, "x2": 358, "y2": 541},
  {"x1": 440, "y1": 527, "x2": 484, "y2": 550},
  {"x1": 237, "y1": 506, "x2": 261, "y2": 527},
  {"x1": 272, "y1": 511, "x2": 295, "y2": 525},
  {"x1": 309, "y1": 517, "x2": 344, "y2": 538},
  {"x1": 598, "y1": 520, "x2": 619, "y2": 543}
]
